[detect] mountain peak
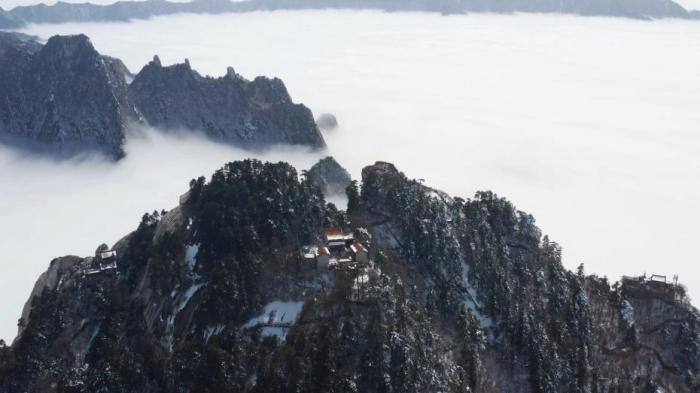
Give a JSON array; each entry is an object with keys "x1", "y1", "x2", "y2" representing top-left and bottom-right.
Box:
[
  {"x1": 1, "y1": 159, "x2": 697, "y2": 391},
  {"x1": 306, "y1": 156, "x2": 352, "y2": 196},
  {"x1": 44, "y1": 33, "x2": 95, "y2": 53},
  {"x1": 0, "y1": 33, "x2": 325, "y2": 158}
]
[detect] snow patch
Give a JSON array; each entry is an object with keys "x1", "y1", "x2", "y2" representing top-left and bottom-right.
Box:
[
  {"x1": 462, "y1": 263, "x2": 494, "y2": 331},
  {"x1": 176, "y1": 283, "x2": 203, "y2": 314},
  {"x1": 185, "y1": 243, "x2": 199, "y2": 271},
  {"x1": 82, "y1": 322, "x2": 102, "y2": 357},
  {"x1": 162, "y1": 282, "x2": 204, "y2": 352},
  {"x1": 620, "y1": 300, "x2": 635, "y2": 326},
  {"x1": 244, "y1": 301, "x2": 304, "y2": 326},
  {"x1": 242, "y1": 301, "x2": 305, "y2": 340},
  {"x1": 352, "y1": 274, "x2": 370, "y2": 290},
  {"x1": 203, "y1": 324, "x2": 225, "y2": 342}
]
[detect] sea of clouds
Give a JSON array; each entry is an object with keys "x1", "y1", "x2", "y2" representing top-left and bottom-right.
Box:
[
  {"x1": 0, "y1": 10, "x2": 698, "y2": 341},
  {"x1": 2, "y1": 0, "x2": 194, "y2": 9}
]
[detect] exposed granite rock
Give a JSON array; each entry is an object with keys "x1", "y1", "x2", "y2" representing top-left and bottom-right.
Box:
[
  {"x1": 316, "y1": 113, "x2": 338, "y2": 131},
  {"x1": 16, "y1": 255, "x2": 83, "y2": 340},
  {"x1": 129, "y1": 57, "x2": 325, "y2": 148},
  {"x1": 0, "y1": 33, "x2": 134, "y2": 158},
  {"x1": 1, "y1": 159, "x2": 697, "y2": 392},
  {"x1": 306, "y1": 156, "x2": 351, "y2": 195},
  {"x1": 0, "y1": 33, "x2": 324, "y2": 158}
]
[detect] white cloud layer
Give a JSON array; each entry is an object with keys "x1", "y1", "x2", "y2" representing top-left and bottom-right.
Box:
[
  {"x1": 2, "y1": 0, "x2": 194, "y2": 10},
  {"x1": 0, "y1": 11, "x2": 697, "y2": 341},
  {"x1": 671, "y1": 0, "x2": 700, "y2": 9}
]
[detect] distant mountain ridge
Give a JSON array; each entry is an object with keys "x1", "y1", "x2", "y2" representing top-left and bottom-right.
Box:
[
  {"x1": 0, "y1": 32, "x2": 325, "y2": 158},
  {"x1": 0, "y1": 0, "x2": 697, "y2": 29},
  {"x1": 0, "y1": 7, "x2": 22, "y2": 29}
]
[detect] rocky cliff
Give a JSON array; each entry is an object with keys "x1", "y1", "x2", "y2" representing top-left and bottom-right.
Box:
[
  {"x1": 0, "y1": 159, "x2": 697, "y2": 392},
  {"x1": 0, "y1": 33, "x2": 134, "y2": 158},
  {"x1": 0, "y1": 33, "x2": 324, "y2": 158},
  {"x1": 305, "y1": 156, "x2": 352, "y2": 196},
  {"x1": 129, "y1": 58, "x2": 325, "y2": 148}
]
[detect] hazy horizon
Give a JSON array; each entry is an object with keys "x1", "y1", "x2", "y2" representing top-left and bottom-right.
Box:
[
  {"x1": 0, "y1": 10, "x2": 698, "y2": 342},
  {"x1": 2, "y1": 0, "x2": 700, "y2": 10},
  {"x1": 2, "y1": 0, "x2": 194, "y2": 10}
]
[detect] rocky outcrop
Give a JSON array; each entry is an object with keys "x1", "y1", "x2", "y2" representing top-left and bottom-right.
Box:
[
  {"x1": 129, "y1": 58, "x2": 325, "y2": 148},
  {"x1": 306, "y1": 156, "x2": 351, "y2": 195},
  {"x1": 0, "y1": 159, "x2": 697, "y2": 392},
  {"x1": 316, "y1": 113, "x2": 338, "y2": 131},
  {"x1": 15, "y1": 256, "x2": 83, "y2": 339},
  {"x1": 0, "y1": 0, "x2": 696, "y2": 28},
  {"x1": 0, "y1": 33, "x2": 134, "y2": 158},
  {"x1": 0, "y1": 34, "x2": 324, "y2": 158}
]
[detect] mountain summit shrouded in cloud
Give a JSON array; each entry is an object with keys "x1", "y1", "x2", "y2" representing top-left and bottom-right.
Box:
[{"x1": 0, "y1": 32, "x2": 325, "y2": 159}]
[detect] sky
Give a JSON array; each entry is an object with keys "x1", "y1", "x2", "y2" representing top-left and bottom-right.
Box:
[{"x1": 0, "y1": 10, "x2": 698, "y2": 341}]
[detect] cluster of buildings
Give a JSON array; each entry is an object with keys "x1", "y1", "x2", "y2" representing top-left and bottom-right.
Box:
[
  {"x1": 301, "y1": 228, "x2": 369, "y2": 272},
  {"x1": 621, "y1": 273, "x2": 680, "y2": 297},
  {"x1": 84, "y1": 249, "x2": 118, "y2": 275},
  {"x1": 622, "y1": 273, "x2": 676, "y2": 286}
]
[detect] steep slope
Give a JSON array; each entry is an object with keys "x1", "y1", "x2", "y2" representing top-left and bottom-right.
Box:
[
  {"x1": 356, "y1": 161, "x2": 700, "y2": 391},
  {"x1": 0, "y1": 160, "x2": 697, "y2": 392},
  {"x1": 129, "y1": 58, "x2": 325, "y2": 148},
  {"x1": 305, "y1": 156, "x2": 352, "y2": 196},
  {"x1": 0, "y1": 33, "x2": 134, "y2": 158},
  {"x1": 0, "y1": 33, "x2": 324, "y2": 158}
]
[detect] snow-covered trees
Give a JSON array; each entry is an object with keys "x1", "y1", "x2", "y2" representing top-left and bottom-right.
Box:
[{"x1": 3, "y1": 160, "x2": 698, "y2": 392}]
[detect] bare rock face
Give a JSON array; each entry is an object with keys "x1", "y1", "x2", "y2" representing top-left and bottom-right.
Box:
[
  {"x1": 16, "y1": 256, "x2": 83, "y2": 339},
  {"x1": 316, "y1": 113, "x2": 338, "y2": 131},
  {"x1": 0, "y1": 33, "x2": 325, "y2": 158},
  {"x1": 306, "y1": 156, "x2": 352, "y2": 196},
  {"x1": 128, "y1": 58, "x2": 325, "y2": 148},
  {"x1": 0, "y1": 33, "x2": 134, "y2": 158}
]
